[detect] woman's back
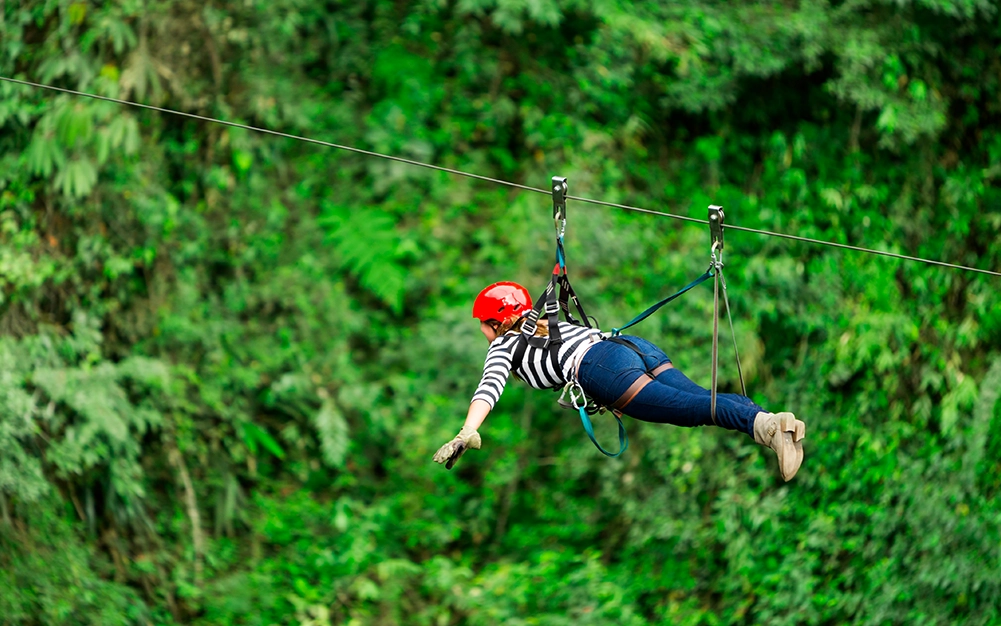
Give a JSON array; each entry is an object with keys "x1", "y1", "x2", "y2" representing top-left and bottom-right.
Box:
[{"x1": 471, "y1": 321, "x2": 604, "y2": 408}]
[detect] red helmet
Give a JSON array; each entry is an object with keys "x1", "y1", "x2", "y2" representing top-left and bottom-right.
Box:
[{"x1": 473, "y1": 282, "x2": 532, "y2": 323}]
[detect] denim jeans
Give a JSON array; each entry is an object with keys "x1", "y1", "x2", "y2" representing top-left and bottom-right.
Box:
[{"x1": 576, "y1": 336, "x2": 761, "y2": 437}]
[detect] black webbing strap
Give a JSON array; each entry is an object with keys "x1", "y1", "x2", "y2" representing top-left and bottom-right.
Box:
[
  {"x1": 511, "y1": 337, "x2": 528, "y2": 382},
  {"x1": 511, "y1": 327, "x2": 560, "y2": 386},
  {"x1": 522, "y1": 264, "x2": 562, "y2": 348},
  {"x1": 558, "y1": 273, "x2": 592, "y2": 327},
  {"x1": 519, "y1": 264, "x2": 564, "y2": 378},
  {"x1": 555, "y1": 239, "x2": 592, "y2": 328}
]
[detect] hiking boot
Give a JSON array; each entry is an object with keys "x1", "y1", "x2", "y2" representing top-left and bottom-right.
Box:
[{"x1": 753, "y1": 412, "x2": 806, "y2": 481}]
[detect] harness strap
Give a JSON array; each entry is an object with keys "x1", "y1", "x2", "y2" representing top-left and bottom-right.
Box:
[
  {"x1": 709, "y1": 259, "x2": 746, "y2": 426},
  {"x1": 558, "y1": 273, "x2": 591, "y2": 328},
  {"x1": 576, "y1": 406, "x2": 628, "y2": 457},
  {"x1": 604, "y1": 351, "x2": 676, "y2": 415},
  {"x1": 707, "y1": 205, "x2": 747, "y2": 426},
  {"x1": 721, "y1": 270, "x2": 746, "y2": 396},
  {"x1": 523, "y1": 265, "x2": 563, "y2": 348},
  {"x1": 577, "y1": 357, "x2": 672, "y2": 458},
  {"x1": 555, "y1": 237, "x2": 592, "y2": 328},
  {"x1": 512, "y1": 330, "x2": 562, "y2": 387},
  {"x1": 710, "y1": 264, "x2": 721, "y2": 425},
  {"x1": 511, "y1": 335, "x2": 528, "y2": 382},
  {"x1": 610, "y1": 373, "x2": 653, "y2": 411},
  {"x1": 611, "y1": 268, "x2": 713, "y2": 336},
  {"x1": 650, "y1": 362, "x2": 674, "y2": 377}
]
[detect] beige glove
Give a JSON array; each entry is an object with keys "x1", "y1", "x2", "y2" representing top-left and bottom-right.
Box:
[{"x1": 432, "y1": 426, "x2": 482, "y2": 470}]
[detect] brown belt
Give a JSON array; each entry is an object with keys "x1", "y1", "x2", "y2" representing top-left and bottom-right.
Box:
[{"x1": 609, "y1": 362, "x2": 674, "y2": 413}]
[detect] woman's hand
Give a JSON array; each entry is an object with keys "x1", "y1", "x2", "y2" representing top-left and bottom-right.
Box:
[{"x1": 433, "y1": 426, "x2": 482, "y2": 469}]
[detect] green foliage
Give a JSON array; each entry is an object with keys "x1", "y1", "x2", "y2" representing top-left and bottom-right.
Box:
[
  {"x1": 1, "y1": 0, "x2": 1000, "y2": 624},
  {"x1": 0, "y1": 498, "x2": 150, "y2": 625},
  {"x1": 319, "y1": 202, "x2": 413, "y2": 315}
]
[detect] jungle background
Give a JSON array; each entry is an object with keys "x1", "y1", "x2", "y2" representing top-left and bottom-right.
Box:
[{"x1": 2, "y1": 1, "x2": 1001, "y2": 624}]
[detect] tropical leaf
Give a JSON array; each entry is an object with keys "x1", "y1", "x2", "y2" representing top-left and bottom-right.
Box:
[
  {"x1": 55, "y1": 159, "x2": 98, "y2": 197},
  {"x1": 55, "y1": 104, "x2": 94, "y2": 148},
  {"x1": 241, "y1": 422, "x2": 286, "y2": 459},
  {"x1": 319, "y1": 204, "x2": 410, "y2": 314},
  {"x1": 313, "y1": 399, "x2": 349, "y2": 468},
  {"x1": 93, "y1": 16, "x2": 138, "y2": 55},
  {"x1": 25, "y1": 134, "x2": 65, "y2": 178},
  {"x1": 106, "y1": 114, "x2": 140, "y2": 155}
]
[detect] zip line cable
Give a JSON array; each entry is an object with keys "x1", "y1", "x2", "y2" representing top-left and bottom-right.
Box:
[
  {"x1": 0, "y1": 77, "x2": 543, "y2": 195},
  {"x1": 562, "y1": 195, "x2": 1001, "y2": 278},
  {"x1": 3, "y1": 75, "x2": 999, "y2": 278}
]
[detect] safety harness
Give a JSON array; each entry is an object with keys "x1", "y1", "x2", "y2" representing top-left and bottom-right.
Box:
[{"x1": 515, "y1": 178, "x2": 745, "y2": 458}]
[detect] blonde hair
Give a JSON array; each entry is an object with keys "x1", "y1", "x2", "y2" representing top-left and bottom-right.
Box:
[{"x1": 496, "y1": 314, "x2": 549, "y2": 337}]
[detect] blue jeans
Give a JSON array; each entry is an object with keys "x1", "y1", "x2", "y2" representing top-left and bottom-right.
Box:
[{"x1": 576, "y1": 336, "x2": 761, "y2": 437}]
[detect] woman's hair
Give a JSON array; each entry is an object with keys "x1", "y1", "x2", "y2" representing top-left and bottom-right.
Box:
[{"x1": 495, "y1": 314, "x2": 549, "y2": 337}]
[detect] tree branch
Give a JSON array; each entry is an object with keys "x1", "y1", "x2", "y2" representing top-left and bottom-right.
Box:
[{"x1": 168, "y1": 443, "x2": 205, "y2": 587}]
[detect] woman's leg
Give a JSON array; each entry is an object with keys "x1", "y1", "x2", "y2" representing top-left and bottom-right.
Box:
[
  {"x1": 577, "y1": 338, "x2": 805, "y2": 478},
  {"x1": 653, "y1": 365, "x2": 708, "y2": 395},
  {"x1": 577, "y1": 337, "x2": 759, "y2": 437},
  {"x1": 619, "y1": 336, "x2": 764, "y2": 415},
  {"x1": 623, "y1": 381, "x2": 759, "y2": 436},
  {"x1": 656, "y1": 367, "x2": 763, "y2": 411}
]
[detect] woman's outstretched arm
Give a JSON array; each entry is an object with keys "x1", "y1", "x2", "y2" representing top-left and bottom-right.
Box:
[{"x1": 462, "y1": 399, "x2": 491, "y2": 431}]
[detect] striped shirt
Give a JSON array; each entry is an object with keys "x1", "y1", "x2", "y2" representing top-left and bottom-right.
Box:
[{"x1": 471, "y1": 322, "x2": 606, "y2": 408}]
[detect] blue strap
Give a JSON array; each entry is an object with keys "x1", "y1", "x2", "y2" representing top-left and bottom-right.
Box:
[
  {"x1": 578, "y1": 407, "x2": 629, "y2": 457},
  {"x1": 611, "y1": 267, "x2": 714, "y2": 336}
]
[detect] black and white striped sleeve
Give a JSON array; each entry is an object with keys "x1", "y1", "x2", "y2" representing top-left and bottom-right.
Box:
[{"x1": 470, "y1": 337, "x2": 516, "y2": 408}]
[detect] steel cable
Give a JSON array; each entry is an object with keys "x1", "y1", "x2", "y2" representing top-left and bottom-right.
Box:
[{"x1": 3, "y1": 75, "x2": 999, "y2": 278}]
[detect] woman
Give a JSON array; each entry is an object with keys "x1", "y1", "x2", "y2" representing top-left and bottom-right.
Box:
[{"x1": 433, "y1": 282, "x2": 807, "y2": 481}]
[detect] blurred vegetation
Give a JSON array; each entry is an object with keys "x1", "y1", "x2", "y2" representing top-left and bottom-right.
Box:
[{"x1": 1, "y1": 0, "x2": 1001, "y2": 624}]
